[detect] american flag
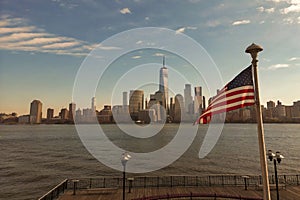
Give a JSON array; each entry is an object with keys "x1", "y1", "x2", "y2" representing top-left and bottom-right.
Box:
[{"x1": 195, "y1": 65, "x2": 255, "y2": 124}]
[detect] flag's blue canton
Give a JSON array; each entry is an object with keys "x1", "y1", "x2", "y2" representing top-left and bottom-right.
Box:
[{"x1": 227, "y1": 65, "x2": 253, "y2": 90}]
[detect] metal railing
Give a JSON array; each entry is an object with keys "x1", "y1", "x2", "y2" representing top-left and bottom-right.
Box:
[
  {"x1": 132, "y1": 193, "x2": 264, "y2": 200},
  {"x1": 37, "y1": 175, "x2": 300, "y2": 199},
  {"x1": 67, "y1": 174, "x2": 300, "y2": 190},
  {"x1": 38, "y1": 179, "x2": 68, "y2": 200}
]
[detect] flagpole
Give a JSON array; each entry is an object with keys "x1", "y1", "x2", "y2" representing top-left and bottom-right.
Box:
[{"x1": 245, "y1": 43, "x2": 271, "y2": 200}]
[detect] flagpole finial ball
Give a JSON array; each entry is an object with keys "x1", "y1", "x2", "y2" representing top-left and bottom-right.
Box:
[
  {"x1": 245, "y1": 43, "x2": 263, "y2": 53},
  {"x1": 245, "y1": 43, "x2": 263, "y2": 60}
]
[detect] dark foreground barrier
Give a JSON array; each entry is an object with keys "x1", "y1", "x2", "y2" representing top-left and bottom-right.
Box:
[
  {"x1": 67, "y1": 174, "x2": 300, "y2": 190},
  {"x1": 38, "y1": 174, "x2": 300, "y2": 199},
  {"x1": 38, "y1": 179, "x2": 68, "y2": 200},
  {"x1": 132, "y1": 192, "x2": 263, "y2": 200}
]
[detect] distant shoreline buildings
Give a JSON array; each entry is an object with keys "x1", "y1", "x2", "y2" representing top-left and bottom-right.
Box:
[{"x1": 1, "y1": 57, "x2": 300, "y2": 124}]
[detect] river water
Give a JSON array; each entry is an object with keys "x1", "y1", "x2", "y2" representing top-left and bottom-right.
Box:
[{"x1": 0, "y1": 124, "x2": 299, "y2": 200}]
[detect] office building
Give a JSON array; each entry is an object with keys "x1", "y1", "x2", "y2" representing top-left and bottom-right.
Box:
[
  {"x1": 47, "y1": 108, "x2": 54, "y2": 120},
  {"x1": 69, "y1": 103, "x2": 76, "y2": 120},
  {"x1": 194, "y1": 86, "x2": 203, "y2": 114},
  {"x1": 59, "y1": 108, "x2": 69, "y2": 120},
  {"x1": 184, "y1": 84, "x2": 193, "y2": 114},
  {"x1": 129, "y1": 90, "x2": 144, "y2": 121},
  {"x1": 123, "y1": 92, "x2": 128, "y2": 106},
  {"x1": 91, "y1": 97, "x2": 96, "y2": 115},
  {"x1": 174, "y1": 94, "x2": 184, "y2": 122},
  {"x1": 30, "y1": 100, "x2": 42, "y2": 123},
  {"x1": 159, "y1": 56, "x2": 168, "y2": 110}
]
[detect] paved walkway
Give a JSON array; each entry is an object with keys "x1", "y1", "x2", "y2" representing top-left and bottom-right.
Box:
[{"x1": 58, "y1": 185, "x2": 300, "y2": 200}]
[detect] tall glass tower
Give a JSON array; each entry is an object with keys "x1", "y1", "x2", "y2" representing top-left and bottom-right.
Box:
[{"x1": 159, "y1": 56, "x2": 168, "y2": 110}]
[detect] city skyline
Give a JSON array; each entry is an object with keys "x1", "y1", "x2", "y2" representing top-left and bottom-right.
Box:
[{"x1": 1, "y1": 1, "x2": 300, "y2": 116}]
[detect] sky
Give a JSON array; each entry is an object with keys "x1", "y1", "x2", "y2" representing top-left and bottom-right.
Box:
[{"x1": 0, "y1": 0, "x2": 299, "y2": 116}]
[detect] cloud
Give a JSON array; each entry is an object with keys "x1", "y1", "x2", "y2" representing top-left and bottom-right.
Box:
[
  {"x1": 288, "y1": 57, "x2": 300, "y2": 61},
  {"x1": 280, "y1": 0, "x2": 300, "y2": 14},
  {"x1": 281, "y1": 4, "x2": 300, "y2": 13},
  {"x1": 283, "y1": 17, "x2": 294, "y2": 24},
  {"x1": 136, "y1": 40, "x2": 143, "y2": 44},
  {"x1": 120, "y1": 8, "x2": 131, "y2": 14},
  {"x1": 257, "y1": 6, "x2": 275, "y2": 13},
  {"x1": 0, "y1": 26, "x2": 36, "y2": 34},
  {"x1": 257, "y1": 6, "x2": 265, "y2": 12},
  {"x1": 132, "y1": 55, "x2": 141, "y2": 59},
  {"x1": 206, "y1": 20, "x2": 221, "y2": 27},
  {"x1": 0, "y1": 15, "x2": 110, "y2": 57},
  {"x1": 153, "y1": 53, "x2": 165, "y2": 57},
  {"x1": 0, "y1": 32, "x2": 48, "y2": 42},
  {"x1": 268, "y1": 64, "x2": 290, "y2": 70},
  {"x1": 266, "y1": 0, "x2": 288, "y2": 2},
  {"x1": 42, "y1": 41, "x2": 80, "y2": 49},
  {"x1": 175, "y1": 27, "x2": 186, "y2": 34},
  {"x1": 175, "y1": 26, "x2": 197, "y2": 34},
  {"x1": 232, "y1": 20, "x2": 251, "y2": 26},
  {"x1": 265, "y1": 8, "x2": 275, "y2": 13}
]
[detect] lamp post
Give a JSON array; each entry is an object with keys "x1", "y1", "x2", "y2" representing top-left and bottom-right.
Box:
[
  {"x1": 121, "y1": 152, "x2": 131, "y2": 200},
  {"x1": 242, "y1": 175, "x2": 250, "y2": 190},
  {"x1": 268, "y1": 150, "x2": 284, "y2": 200}
]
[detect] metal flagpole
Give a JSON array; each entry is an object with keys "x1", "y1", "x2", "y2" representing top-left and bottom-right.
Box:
[{"x1": 245, "y1": 43, "x2": 271, "y2": 200}]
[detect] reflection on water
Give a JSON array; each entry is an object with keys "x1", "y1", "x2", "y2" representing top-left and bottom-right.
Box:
[{"x1": 0, "y1": 124, "x2": 299, "y2": 200}]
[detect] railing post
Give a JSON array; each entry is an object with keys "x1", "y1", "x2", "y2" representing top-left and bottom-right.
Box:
[
  {"x1": 103, "y1": 178, "x2": 106, "y2": 188},
  {"x1": 259, "y1": 175, "x2": 262, "y2": 184},
  {"x1": 297, "y1": 175, "x2": 299, "y2": 185},
  {"x1": 157, "y1": 176, "x2": 159, "y2": 188},
  {"x1": 196, "y1": 176, "x2": 198, "y2": 187},
  {"x1": 234, "y1": 175, "x2": 237, "y2": 186},
  {"x1": 209, "y1": 176, "x2": 211, "y2": 187},
  {"x1": 284, "y1": 175, "x2": 286, "y2": 184},
  {"x1": 89, "y1": 178, "x2": 92, "y2": 189},
  {"x1": 171, "y1": 176, "x2": 173, "y2": 188},
  {"x1": 184, "y1": 176, "x2": 186, "y2": 187},
  {"x1": 222, "y1": 176, "x2": 224, "y2": 186}
]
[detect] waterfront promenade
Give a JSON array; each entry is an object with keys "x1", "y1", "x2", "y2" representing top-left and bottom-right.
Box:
[
  {"x1": 39, "y1": 175, "x2": 300, "y2": 200},
  {"x1": 58, "y1": 185, "x2": 300, "y2": 200}
]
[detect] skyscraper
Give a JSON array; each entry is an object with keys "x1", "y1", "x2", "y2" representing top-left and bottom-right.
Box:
[
  {"x1": 60, "y1": 108, "x2": 69, "y2": 120},
  {"x1": 194, "y1": 86, "x2": 203, "y2": 114},
  {"x1": 69, "y1": 103, "x2": 76, "y2": 120},
  {"x1": 91, "y1": 97, "x2": 96, "y2": 116},
  {"x1": 184, "y1": 84, "x2": 193, "y2": 114},
  {"x1": 174, "y1": 94, "x2": 184, "y2": 122},
  {"x1": 47, "y1": 108, "x2": 54, "y2": 120},
  {"x1": 123, "y1": 92, "x2": 128, "y2": 106},
  {"x1": 30, "y1": 100, "x2": 42, "y2": 123},
  {"x1": 129, "y1": 90, "x2": 144, "y2": 120},
  {"x1": 159, "y1": 56, "x2": 168, "y2": 110}
]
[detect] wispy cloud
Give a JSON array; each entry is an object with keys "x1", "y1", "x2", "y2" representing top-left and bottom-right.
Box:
[
  {"x1": 268, "y1": 64, "x2": 290, "y2": 70},
  {"x1": 0, "y1": 15, "x2": 119, "y2": 57},
  {"x1": 132, "y1": 55, "x2": 141, "y2": 59},
  {"x1": 153, "y1": 53, "x2": 165, "y2": 57},
  {"x1": 120, "y1": 8, "x2": 131, "y2": 14},
  {"x1": 206, "y1": 20, "x2": 221, "y2": 27},
  {"x1": 175, "y1": 26, "x2": 197, "y2": 34},
  {"x1": 289, "y1": 57, "x2": 300, "y2": 61},
  {"x1": 257, "y1": 6, "x2": 275, "y2": 13},
  {"x1": 232, "y1": 20, "x2": 251, "y2": 26},
  {"x1": 175, "y1": 27, "x2": 186, "y2": 34},
  {"x1": 281, "y1": 1, "x2": 300, "y2": 14}
]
